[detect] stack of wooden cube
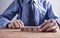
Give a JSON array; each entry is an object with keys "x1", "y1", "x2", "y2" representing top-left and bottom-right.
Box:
[{"x1": 20, "y1": 26, "x2": 40, "y2": 32}]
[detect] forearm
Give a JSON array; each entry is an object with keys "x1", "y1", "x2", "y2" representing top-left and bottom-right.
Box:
[{"x1": 0, "y1": 17, "x2": 10, "y2": 28}]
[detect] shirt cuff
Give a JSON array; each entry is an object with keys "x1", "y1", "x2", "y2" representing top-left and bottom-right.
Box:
[{"x1": 55, "y1": 19, "x2": 60, "y2": 28}]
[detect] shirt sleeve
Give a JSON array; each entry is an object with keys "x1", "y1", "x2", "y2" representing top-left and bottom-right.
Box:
[
  {"x1": 0, "y1": 0, "x2": 20, "y2": 28},
  {"x1": 46, "y1": 0, "x2": 60, "y2": 28}
]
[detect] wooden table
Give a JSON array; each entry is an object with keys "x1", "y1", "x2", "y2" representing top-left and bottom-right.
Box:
[{"x1": 0, "y1": 29, "x2": 60, "y2": 38}]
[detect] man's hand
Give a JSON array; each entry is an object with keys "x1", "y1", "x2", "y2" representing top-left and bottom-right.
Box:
[
  {"x1": 7, "y1": 20, "x2": 24, "y2": 29},
  {"x1": 39, "y1": 19, "x2": 59, "y2": 32}
]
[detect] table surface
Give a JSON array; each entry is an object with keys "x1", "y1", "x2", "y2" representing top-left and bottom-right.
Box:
[{"x1": 0, "y1": 29, "x2": 60, "y2": 38}]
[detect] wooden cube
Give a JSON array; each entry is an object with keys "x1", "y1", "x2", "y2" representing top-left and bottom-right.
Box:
[{"x1": 21, "y1": 27, "x2": 26, "y2": 31}]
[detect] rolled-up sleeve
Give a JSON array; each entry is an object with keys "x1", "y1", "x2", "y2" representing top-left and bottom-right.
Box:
[
  {"x1": 0, "y1": 17, "x2": 10, "y2": 28},
  {"x1": 46, "y1": 0, "x2": 60, "y2": 27},
  {"x1": 0, "y1": 0, "x2": 20, "y2": 28}
]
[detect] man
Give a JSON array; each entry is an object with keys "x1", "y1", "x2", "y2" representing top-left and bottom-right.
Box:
[{"x1": 0, "y1": 0, "x2": 60, "y2": 32}]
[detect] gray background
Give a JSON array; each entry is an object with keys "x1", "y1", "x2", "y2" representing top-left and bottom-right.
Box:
[
  {"x1": 0, "y1": 0, "x2": 13, "y2": 14},
  {"x1": 0, "y1": 0, "x2": 60, "y2": 16}
]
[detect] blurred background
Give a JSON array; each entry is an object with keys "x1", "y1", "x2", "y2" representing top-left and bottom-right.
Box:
[{"x1": 0, "y1": 0, "x2": 60, "y2": 16}]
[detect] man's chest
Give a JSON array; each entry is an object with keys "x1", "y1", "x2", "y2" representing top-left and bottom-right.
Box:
[{"x1": 18, "y1": 0, "x2": 47, "y2": 16}]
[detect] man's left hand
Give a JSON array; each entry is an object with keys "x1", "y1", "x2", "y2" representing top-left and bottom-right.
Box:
[{"x1": 39, "y1": 19, "x2": 59, "y2": 32}]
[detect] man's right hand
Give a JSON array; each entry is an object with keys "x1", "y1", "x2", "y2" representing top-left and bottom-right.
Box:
[{"x1": 7, "y1": 20, "x2": 24, "y2": 29}]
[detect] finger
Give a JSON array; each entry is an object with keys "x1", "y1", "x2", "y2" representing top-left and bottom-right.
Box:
[
  {"x1": 40, "y1": 24, "x2": 50, "y2": 32},
  {"x1": 8, "y1": 22, "x2": 14, "y2": 29},
  {"x1": 39, "y1": 21, "x2": 48, "y2": 29},
  {"x1": 40, "y1": 21, "x2": 56, "y2": 32},
  {"x1": 16, "y1": 20, "x2": 24, "y2": 28},
  {"x1": 53, "y1": 23, "x2": 59, "y2": 32},
  {"x1": 15, "y1": 20, "x2": 24, "y2": 28},
  {"x1": 46, "y1": 25, "x2": 57, "y2": 32},
  {"x1": 46, "y1": 19, "x2": 59, "y2": 32},
  {"x1": 53, "y1": 27, "x2": 59, "y2": 32},
  {"x1": 11, "y1": 25, "x2": 15, "y2": 29},
  {"x1": 14, "y1": 20, "x2": 20, "y2": 29},
  {"x1": 19, "y1": 20, "x2": 24, "y2": 27},
  {"x1": 8, "y1": 25, "x2": 12, "y2": 29},
  {"x1": 47, "y1": 19, "x2": 53, "y2": 23},
  {"x1": 48, "y1": 22, "x2": 56, "y2": 27},
  {"x1": 48, "y1": 19, "x2": 57, "y2": 23}
]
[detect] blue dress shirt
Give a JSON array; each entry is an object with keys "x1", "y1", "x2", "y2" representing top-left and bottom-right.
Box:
[{"x1": 0, "y1": 0, "x2": 60, "y2": 28}]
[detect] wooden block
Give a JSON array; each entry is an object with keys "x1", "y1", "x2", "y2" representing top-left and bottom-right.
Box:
[
  {"x1": 26, "y1": 27, "x2": 32, "y2": 32},
  {"x1": 33, "y1": 26, "x2": 40, "y2": 32},
  {"x1": 32, "y1": 27, "x2": 36, "y2": 32},
  {"x1": 36, "y1": 26, "x2": 40, "y2": 32},
  {"x1": 21, "y1": 27, "x2": 26, "y2": 31},
  {"x1": 26, "y1": 26, "x2": 34, "y2": 32}
]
